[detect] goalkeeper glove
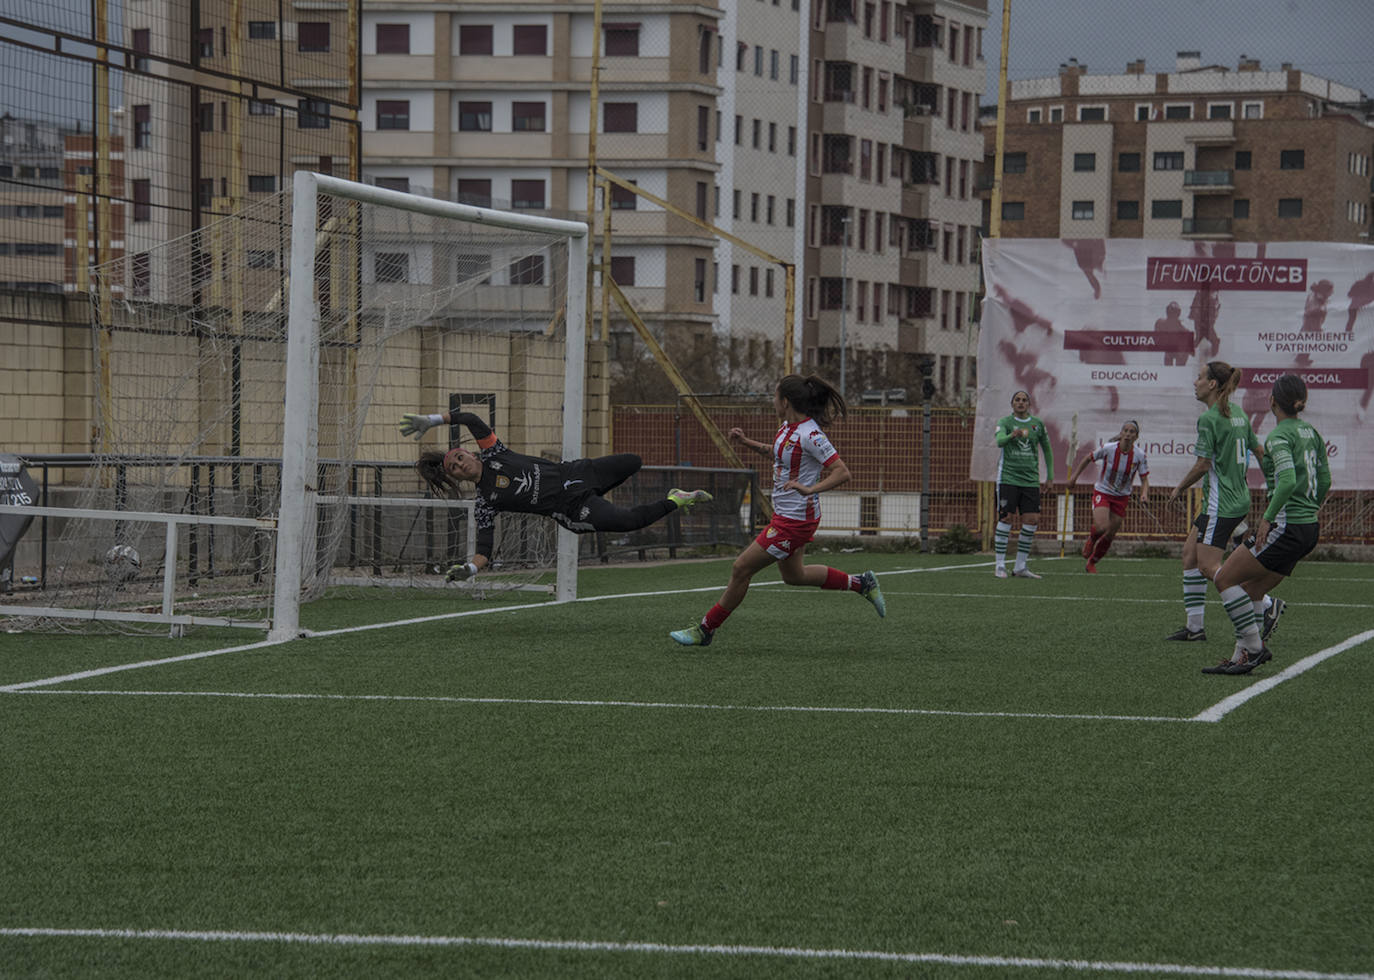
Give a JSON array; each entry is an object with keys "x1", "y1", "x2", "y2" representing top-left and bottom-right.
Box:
[
  {"x1": 400, "y1": 413, "x2": 444, "y2": 440},
  {"x1": 446, "y1": 561, "x2": 479, "y2": 582}
]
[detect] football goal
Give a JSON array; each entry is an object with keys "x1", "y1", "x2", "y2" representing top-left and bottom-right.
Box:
[{"x1": 0, "y1": 173, "x2": 588, "y2": 638}]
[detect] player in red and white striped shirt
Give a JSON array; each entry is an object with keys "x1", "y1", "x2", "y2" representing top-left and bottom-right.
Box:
[
  {"x1": 669, "y1": 374, "x2": 886, "y2": 647},
  {"x1": 1066, "y1": 419, "x2": 1150, "y2": 573}
]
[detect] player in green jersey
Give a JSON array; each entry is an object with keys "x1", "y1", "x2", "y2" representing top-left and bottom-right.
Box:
[
  {"x1": 1164, "y1": 361, "x2": 1267, "y2": 641},
  {"x1": 992, "y1": 390, "x2": 1054, "y2": 579},
  {"x1": 1203, "y1": 374, "x2": 1330, "y2": 675}
]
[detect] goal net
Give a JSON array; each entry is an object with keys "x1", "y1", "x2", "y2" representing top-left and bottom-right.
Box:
[{"x1": 0, "y1": 174, "x2": 587, "y2": 637}]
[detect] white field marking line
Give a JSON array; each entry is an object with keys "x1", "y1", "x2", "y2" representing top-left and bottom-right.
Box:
[
  {"x1": 1192, "y1": 628, "x2": 1374, "y2": 723},
  {"x1": 0, "y1": 929, "x2": 1369, "y2": 979},
  {"x1": 804, "y1": 591, "x2": 1374, "y2": 610},
  {"x1": 0, "y1": 602, "x2": 553, "y2": 691},
  {"x1": 4, "y1": 687, "x2": 1191, "y2": 724}
]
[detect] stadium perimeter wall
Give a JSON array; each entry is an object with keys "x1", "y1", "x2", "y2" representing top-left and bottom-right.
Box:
[{"x1": 612, "y1": 403, "x2": 1373, "y2": 550}]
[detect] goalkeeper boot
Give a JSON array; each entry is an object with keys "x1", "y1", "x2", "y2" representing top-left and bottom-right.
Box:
[
  {"x1": 857, "y1": 570, "x2": 886, "y2": 618},
  {"x1": 668, "y1": 488, "x2": 713, "y2": 510},
  {"x1": 669, "y1": 623, "x2": 713, "y2": 646}
]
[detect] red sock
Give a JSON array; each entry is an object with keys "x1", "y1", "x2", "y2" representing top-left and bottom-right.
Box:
[
  {"x1": 822, "y1": 567, "x2": 853, "y2": 591},
  {"x1": 1092, "y1": 535, "x2": 1113, "y2": 561},
  {"x1": 702, "y1": 603, "x2": 730, "y2": 632}
]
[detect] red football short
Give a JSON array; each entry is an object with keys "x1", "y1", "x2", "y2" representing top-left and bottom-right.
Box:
[
  {"x1": 755, "y1": 514, "x2": 821, "y2": 560},
  {"x1": 1092, "y1": 491, "x2": 1130, "y2": 518}
]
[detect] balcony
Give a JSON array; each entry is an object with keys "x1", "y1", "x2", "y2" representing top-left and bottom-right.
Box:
[
  {"x1": 1181, "y1": 217, "x2": 1233, "y2": 238},
  {"x1": 1183, "y1": 169, "x2": 1233, "y2": 193},
  {"x1": 1183, "y1": 120, "x2": 1235, "y2": 145}
]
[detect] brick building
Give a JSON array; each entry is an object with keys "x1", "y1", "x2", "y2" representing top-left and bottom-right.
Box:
[{"x1": 982, "y1": 51, "x2": 1373, "y2": 244}]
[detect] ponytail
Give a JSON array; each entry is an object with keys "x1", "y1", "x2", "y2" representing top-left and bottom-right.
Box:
[
  {"x1": 777, "y1": 373, "x2": 848, "y2": 426},
  {"x1": 1206, "y1": 360, "x2": 1241, "y2": 417},
  {"x1": 1271, "y1": 373, "x2": 1308, "y2": 417}
]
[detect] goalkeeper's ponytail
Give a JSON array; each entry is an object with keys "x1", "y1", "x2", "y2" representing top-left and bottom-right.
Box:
[
  {"x1": 778, "y1": 373, "x2": 847, "y2": 427},
  {"x1": 416, "y1": 451, "x2": 464, "y2": 499}
]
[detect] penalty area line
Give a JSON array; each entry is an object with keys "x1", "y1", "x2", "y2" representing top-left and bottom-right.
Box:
[
  {"x1": 0, "y1": 927, "x2": 1369, "y2": 979},
  {"x1": 1192, "y1": 628, "x2": 1374, "y2": 723},
  {"x1": 6, "y1": 687, "x2": 1189, "y2": 724}
]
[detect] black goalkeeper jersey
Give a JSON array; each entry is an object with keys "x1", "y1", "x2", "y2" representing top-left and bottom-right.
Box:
[{"x1": 471, "y1": 438, "x2": 596, "y2": 556}]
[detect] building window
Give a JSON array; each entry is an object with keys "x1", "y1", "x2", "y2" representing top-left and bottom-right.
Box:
[
  {"x1": 376, "y1": 24, "x2": 410, "y2": 54},
  {"x1": 1073, "y1": 152, "x2": 1096, "y2": 172},
  {"x1": 1234, "y1": 150, "x2": 1251, "y2": 170},
  {"x1": 786, "y1": 198, "x2": 795, "y2": 227},
  {"x1": 510, "y1": 179, "x2": 545, "y2": 210},
  {"x1": 1026, "y1": 108, "x2": 1042, "y2": 123},
  {"x1": 248, "y1": 99, "x2": 277, "y2": 115},
  {"x1": 694, "y1": 258, "x2": 706, "y2": 302},
  {"x1": 198, "y1": 102, "x2": 215, "y2": 132},
  {"x1": 750, "y1": 192, "x2": 759, "y2": 222},
  {"x1": 610, "y1": 182, "x2": 636, "y2": 210},
  {"x1": 1135, "y1": 104, "x2": 1152, "y2": 121},
  {"x1": 512, "y1": 102, "x2": 546, "y2": 132},
  {"x1": 458, "y1": 25, "x2": 493, "y2": 55},
  {"x1": 376, "y1": 100, "x2": 410, "y2": 130},
  {"x1": 1233, "y1": 199, "x2": 1249, "y2": 219},
  {"x1": 1151, "y1": 199, "x2": 1183, "y2": 219},
  {"x1": 731, "y1": 265, "x2": 740, "y2": 294},
  {"x1": 298, "y1": 22, "x2": 330, "y2": 52},
  {"x1": 754, "y1": 45, "x2": 763, "y2": 76},
  {"x1": 1003, "y1": 152, "x2": 1026, "y2": 174},
  {"x1": 375, "y1": 177, "x2": 409, "y2": 192},
  {"x1": 1242, "y1": 101, "x2": 1263, "y2": 119},
  {"x1": 247, "y1": 250, "x2": 277, "y2": 270},
  {"x1": 1048, "y1": 106, "x2": 1063, "y2": 122},
  {"x1": 1078, "y1": 105, "x2": 1106, "y2": 121},
  {"x1": 790, "y1": 54, "x2": 799, "y2": 84},
  {"x1": 131, "y1": 252, "x2": 150, "y2": 297},
  {"x1": 765, "y1": 268, "x2": 775, "y2": 298},
  {"x1": 375, "y1": 252, "x2": 409, "y2": 283},
  {"x1": 1071, "y1": 200, "x2": 1094, "y2": 220},
  {"x1": 248, "y1": 21, "x2": 276, "y2": 39},
  {"x1": 1208, "y1": 102, "x2": 1232, "y2": 119},
  {"x1": 512, "y1": 24, "x2": 546, "y2": 55},
  {"x1": 749, "y1": 266, "x2": 759, "y2": 296},
  {"x1": 1279, "y1": 149, "x2": 1305, "y2": 170},
  {"x1": 768, "y1": 121, "x2": 777, "y2": 153},
  {"x1": 457, "y1": 179, "x2": 491, "y2": 207},
  {"x1": 298, "y1": 99, "x2": 330, "y2": 129},
  {"x1": 510, "y1": 254, "x2": 545, "y2": 285},
  {"x1": 1163, "y1": 103, "x2": 1192, "y2": 120},
  {"x1": 1153, "y1": 151, "x2": 1184, "y2": 171},
  {"x1": 1277, "y1": 198, "x2": 1303, "y2": 218},
  {"x1": 604, "y1": 23, "x2": 640, "y2": 56},
  {"x1": 609, "y1": 256, "x2": 635, "y2": 287},
  {"x1": 197, "y1": 28, "x2": 215, "y2": 57},
  {"x1": 1116, "y1": 200, "x2": 1139, "y2": 220},
  {"x1": 1001, "y1": 201, "x2": 1024, "y2": 221},
  {"x1": 132, "y1": 179, "x2": 151, "y2": 221},
  {"x1": 458, "y1": 101, "x2": 492, "y2": 131},
  {"x1": 1118, "y1": 152, "x2": 1140, "y2": 172},
  {"x1": 131, "y1": 28, "x2": 150, "y2": 71},
  {"x1": 752, "y1": 118, "x2": 761, "y2": 149},
  {"x1": 133, "y1": 104, "x2": 151, "y2": 147},
  {"x1": 247, "y1": 174, "x2": 275, "y2": 193},
  {"x1": 603, "y1": 102, "x2": 638, "y2": 133}
]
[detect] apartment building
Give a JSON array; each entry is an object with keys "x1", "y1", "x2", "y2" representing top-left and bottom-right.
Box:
[
  {"x1": 0, "y1": 117, "x2": 74, "y2": 293},
  {"x1": 804, "y1": 0, "x2": 986, "y2": 401},
  {"x1": 359, "y1": 0, "x2": 987, "y2": 402},
  {"x1": 984, "y1": 52, "x2": 1374, "y2": 244},
  {"x1": 120, "y1": 1, "x2": 355, "y2": 302}
]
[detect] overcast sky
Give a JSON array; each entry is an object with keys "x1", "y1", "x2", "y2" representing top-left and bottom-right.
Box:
[{"x1": 981, "y1": 0, "x2": 1374, "y2": 101}]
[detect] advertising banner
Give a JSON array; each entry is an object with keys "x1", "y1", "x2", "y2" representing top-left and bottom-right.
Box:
[{"x1": 973, "y1": 239, "x2": 1374, "y2": 487}]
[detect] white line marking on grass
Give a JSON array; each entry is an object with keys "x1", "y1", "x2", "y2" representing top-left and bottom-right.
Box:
[
  {"x1": 8, "y1": 687, "x2": 1190, "y2": 723},
  {"x1": 1, "y1": 927, "x2": 1369, "y2": 979},
  {"x1": 1192, "y1": 628, "x2": 1374, "y2": 723}
]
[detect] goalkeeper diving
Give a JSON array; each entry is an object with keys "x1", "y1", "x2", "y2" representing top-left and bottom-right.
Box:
[{"x1": 401, "y1": 410, "x2": 713, "y2": 581}]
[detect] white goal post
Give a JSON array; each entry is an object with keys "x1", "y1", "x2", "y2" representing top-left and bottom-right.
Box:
[{"x1": 271, "y1": 172, "x2": 589, "y2": 640}]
